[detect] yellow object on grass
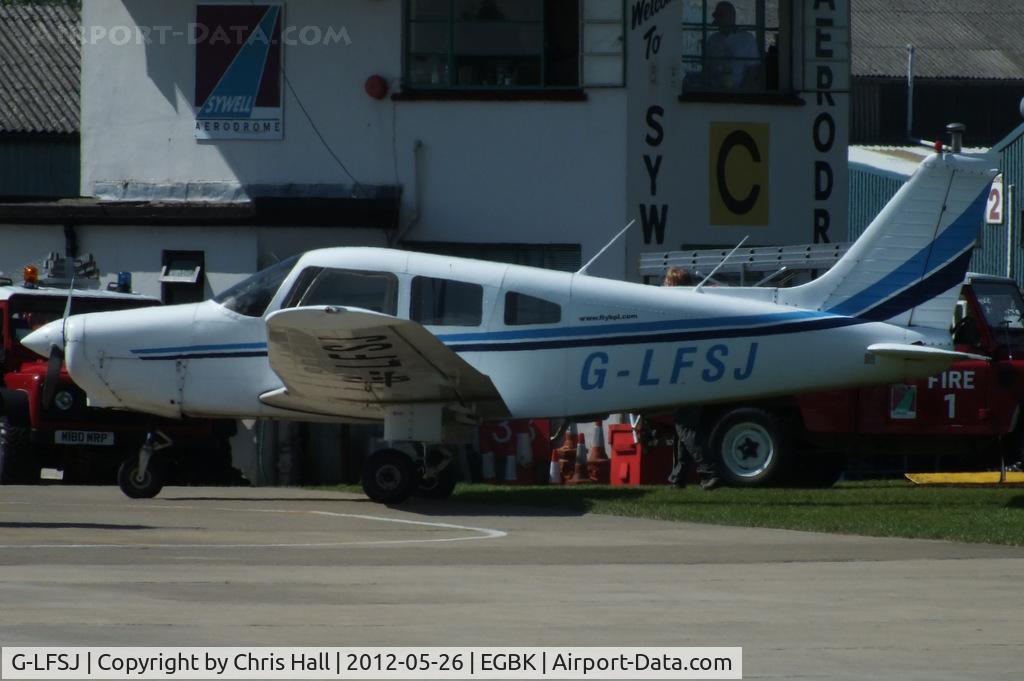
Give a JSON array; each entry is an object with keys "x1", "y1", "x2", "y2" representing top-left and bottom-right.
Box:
[{"x1": 905, "y1": 472, "x2": 1024, "y2": 486}]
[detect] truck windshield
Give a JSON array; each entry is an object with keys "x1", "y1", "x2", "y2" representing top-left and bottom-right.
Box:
[
  {"x1": 973, "y1": 281, "x2": 1024, "y2": 339},
  {"x1": 213, "y1": 256, "x2": 299, "y2": 318}
]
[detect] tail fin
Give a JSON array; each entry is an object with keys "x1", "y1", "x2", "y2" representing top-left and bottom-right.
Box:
[{"x1": 784, "y1": 152, "x2": 997, "y2": 329}]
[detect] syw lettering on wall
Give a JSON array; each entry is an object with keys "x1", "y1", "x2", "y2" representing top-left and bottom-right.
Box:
[{"x1": 641, "y1": 105, "x2": 669, "y2": 244}]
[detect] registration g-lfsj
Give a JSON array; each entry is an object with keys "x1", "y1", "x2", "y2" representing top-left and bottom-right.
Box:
[{"x1": 24, "y1": 148, "x2": 997, "y2": 502}]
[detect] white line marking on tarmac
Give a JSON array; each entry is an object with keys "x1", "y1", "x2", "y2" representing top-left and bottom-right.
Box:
[{"x1": 0, "y1": 504, "x2": 507, "y2": 549}]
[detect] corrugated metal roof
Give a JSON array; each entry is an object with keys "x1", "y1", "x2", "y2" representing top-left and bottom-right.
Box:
[
  {"x1": 0, "y1": 4, "x2": 80, "y2": 135},
  {"x1": 853, "y1": 1, "x2": 1024, "y2": 80}
]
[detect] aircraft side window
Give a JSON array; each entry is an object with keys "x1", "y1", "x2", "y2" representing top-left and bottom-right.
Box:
[
  {"x1": 504, "y1": 292, "x2": 561, "y2": 326},
  {"x1": 411, "y1": 276, "x2": 483, "y2": 327},
  {"x1": 295, "y1": 268, "x2": 398, "y2": 315}
]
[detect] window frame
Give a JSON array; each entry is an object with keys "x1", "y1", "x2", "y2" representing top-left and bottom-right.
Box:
[
  {"x1": 283, "y1": 267, "x2": 400, "y2": 316},
  {"x1": 410, "y1": 275, "x2": 484, "y2": 327},
  {"x1": 680, "y1": 0, "x2": 789, "y2": 99},
  {"x1": 504, "y1": 291, "x2": 562, "y2": 326},
  {"x1": 403, "y1": 0, "x2": 587, "y2": 92}
]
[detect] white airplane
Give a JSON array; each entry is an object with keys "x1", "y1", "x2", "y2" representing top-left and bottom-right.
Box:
[{"x1": 24, "y1": 149, "x2": 996, "y2": 502}]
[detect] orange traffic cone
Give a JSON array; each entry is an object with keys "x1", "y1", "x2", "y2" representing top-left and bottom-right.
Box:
[
  {"x1": 560, "y1": 422, "x2": 579, "y2": 451},
  {"x1": 548, "y1": 449, "x2": 563, "y2": 485},
  {"x1": 569, "y1": 433, "x2": 589, "y2": 484},
  {"x1": 587, "y1": 420, "x2": 611, "y2": 484},
  {"x1": 588, "y1": 421, "x2": 609, "y2": 461}
]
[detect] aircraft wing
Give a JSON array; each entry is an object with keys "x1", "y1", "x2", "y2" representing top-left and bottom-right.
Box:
[{"x1": 260, "y1": 306, "x2": 509, "y2": 420}]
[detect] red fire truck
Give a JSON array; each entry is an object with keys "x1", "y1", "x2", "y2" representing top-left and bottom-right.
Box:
[
  {"x1": 650, "y1": 274, "x2": 1024, "y2": 487},
  {"x1": 639, "y1": 245, "x2": 1024, "y2": 486},
  {"x1": 0, "y1": 270, "x2": 238, "y2": 490}
]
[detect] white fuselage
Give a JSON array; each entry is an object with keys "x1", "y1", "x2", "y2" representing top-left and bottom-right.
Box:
[{"x1": 33, "y1": 248, "x2": 941, "y2": 423}]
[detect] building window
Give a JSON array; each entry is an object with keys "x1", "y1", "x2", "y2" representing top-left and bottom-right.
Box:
[
  {"x1": 159, "y1": 250, "x2": 205, "y2": 305},
  {"x1": 405, "y1": 0, "x2": 583, "y2": 89},
  {"x1": 289, "y1": 268, "x2": 399, "y2": 315},
  {"x1": 681, "y1": 0, "x2": 784, "y2": 94},
  {"x1": 411, "y1": 276, "x2": 483, "y2": 326},
  {"x1": 504, "y1": 292, "x2": 561, "y2": 326}
]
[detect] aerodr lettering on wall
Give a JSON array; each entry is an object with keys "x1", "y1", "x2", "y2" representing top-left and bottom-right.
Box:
[{"x1": 709, "y1": 122, "x2": 769, "y2": 226}]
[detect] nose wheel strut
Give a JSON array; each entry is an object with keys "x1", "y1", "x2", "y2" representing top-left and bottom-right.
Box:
[{"x1": 118, "y1": 430, "x2": 172, "y2": 499}]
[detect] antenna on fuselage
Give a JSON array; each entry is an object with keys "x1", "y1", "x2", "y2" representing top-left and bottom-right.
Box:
[
  {"x1": 694, "y1": 236, "x2": 749, "y2": 292},
  {"x1": 577, "y1": 219, "x2": 636, "y2": 276}
]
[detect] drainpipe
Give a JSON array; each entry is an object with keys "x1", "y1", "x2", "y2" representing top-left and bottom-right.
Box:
[
  {"x1": 1007, "y1": 184, "x2": 1015, "y2": 280},
  {"x1": 906, "y1": 44, "x2": 915, "y2": 142},
  {"x1": 391, "y1": 139, "x2": 424, "y2": 246}
]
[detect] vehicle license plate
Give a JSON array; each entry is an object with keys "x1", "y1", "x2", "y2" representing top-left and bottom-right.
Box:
[{"x1": 55, "y1": 431, "x2": 115, "y2": 446}]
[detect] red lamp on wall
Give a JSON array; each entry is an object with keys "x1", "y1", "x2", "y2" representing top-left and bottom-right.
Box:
[{"x1": 365, "y1": 75, "x2": 389, "y2": 100}]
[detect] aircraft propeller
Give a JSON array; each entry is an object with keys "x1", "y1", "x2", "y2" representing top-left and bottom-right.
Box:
[{"x1": 41, "y1": 278, "x2": 74, "y2": 409}]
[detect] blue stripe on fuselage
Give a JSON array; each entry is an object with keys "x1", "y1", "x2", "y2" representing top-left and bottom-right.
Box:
[
  {"x1": 444, "y1": 315, "x2": 865, "y2": 353},
  {"x1": 826, "y1": 187, "x2": 988, "y2": 317},
  {"x1": 436, "y1": 309, "x2": 831, "y2": 344},
  {"x1": 132, "y1": 342, "x2": 269, "y2": 356},
  {"x1": 855, "y1": 248, "x2": 974, "y2": 322}
]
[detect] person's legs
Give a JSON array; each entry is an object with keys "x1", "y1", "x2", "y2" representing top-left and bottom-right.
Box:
[
  {"x1": 669, "y1": 419, "x2": 692, "y2": 488},
  {"x1": 684, "y1": 407, "x2": 721, "y2": 490}
]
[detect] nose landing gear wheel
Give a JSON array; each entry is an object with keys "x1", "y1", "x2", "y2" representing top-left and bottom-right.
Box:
[
  {"x1": 117, "y1": 431, "x2": 171, "y2": 499},
  {"x1": 117, "y1": 457, "x2": 164, "y2": 499},
  {"x1": 361, "y1": 449, "x2": 415, "y2": 504}
]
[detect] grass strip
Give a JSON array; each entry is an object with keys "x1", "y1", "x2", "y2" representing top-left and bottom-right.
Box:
[{"x1": 326, "y1": 480, "x2": 1024, "y2": 546}]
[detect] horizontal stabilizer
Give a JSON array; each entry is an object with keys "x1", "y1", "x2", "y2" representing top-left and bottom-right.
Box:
[
  {"x1": 866, "y1": 343, "x2": 987, "y2": 363},
  {"x1": 865, "y1": 342, "x2": 986, "y2": 382}
]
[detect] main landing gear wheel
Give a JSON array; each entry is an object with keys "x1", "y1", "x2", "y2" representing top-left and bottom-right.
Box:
[
  {"x1": 0, "y1": 417, "x2": 40, "y2": 485},
  {"x1": 414, "y1": 465, "x2": 458, "y2": 499},
  {"x1": 361, "y1": 449, "x2": 415, "y2": 504},
  {"x1": 709, "y1": 407, "x2": 792, "y2": 487}
]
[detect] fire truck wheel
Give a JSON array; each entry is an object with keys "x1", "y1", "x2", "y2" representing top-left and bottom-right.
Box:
[
  {"x1": 0, "y1": 418, "x2": 40, "y2": 485},
  {"x1": 414, "y1": 464, "x2": 458, "y2": 499},
  {"x1": 361, "y1": 449, "x2": 415, "y2": 504},
  {"x1": 708, "y1": 407, "x2": 792, "y2": 487},
  {"x1": 117, "y1": 457, "x2": 165, "y2": 499}
]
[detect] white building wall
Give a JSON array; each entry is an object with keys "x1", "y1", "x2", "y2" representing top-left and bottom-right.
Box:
[
  {"x1": 0, "y1": 226, "x2": 66, "y2": 284},
  {"x1": 81, "y1": 0, "x2": 630, "y2": 279}
]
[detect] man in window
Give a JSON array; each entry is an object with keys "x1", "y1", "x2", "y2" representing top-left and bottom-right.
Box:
[{"x1": 704, "y1": 1, "x2": 760, "y2": 90}]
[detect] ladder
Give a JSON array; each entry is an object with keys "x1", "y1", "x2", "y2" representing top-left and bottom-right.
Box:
[{"x1": 638, "y1": 242, "x2": 852, "y2": 286}]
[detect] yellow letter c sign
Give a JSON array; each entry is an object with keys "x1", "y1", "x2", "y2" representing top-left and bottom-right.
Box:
[{"x1": 709, "y1": 122, "x2": 769, "y2": 226}]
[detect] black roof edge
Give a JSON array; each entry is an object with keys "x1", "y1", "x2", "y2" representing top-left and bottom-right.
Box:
[
  {"x1": 0, "y1": 132, "x2": 79, "y2": 142},
  {"x1": 0, "y1": 196, "x2": 400, "y2": 229}
]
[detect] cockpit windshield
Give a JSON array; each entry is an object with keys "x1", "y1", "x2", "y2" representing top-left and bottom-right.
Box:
[
  {"x1": 213, "y1": 256, "x2": 300, "y2": 318},
  {"x1": 973, "y1": 281, "x2": 1024, "y2": 332}
]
